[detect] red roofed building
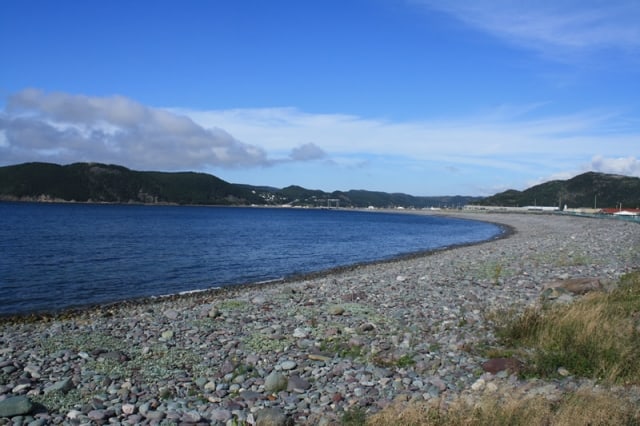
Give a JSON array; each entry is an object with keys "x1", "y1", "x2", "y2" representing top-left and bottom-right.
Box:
[{"x1": 600, "y1": 208, "x2": 640, "y2": 216}]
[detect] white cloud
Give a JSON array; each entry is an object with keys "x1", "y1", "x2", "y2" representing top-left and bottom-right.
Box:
[
  {"x1": 3, "y1": 89, "x2": 639, "y2": 194},
  {"x1": 590, "y1": 155, "x2": 640, "y2": 176},
  {"x1": 415, "y1": 0, "x2": 640, "y2": 59},
  {"x1": 0, "y1": 89, "x2": 322, "y2": 170},
  {"x1": 180, "y1": 105, "x2": 639, "y2": 176}
]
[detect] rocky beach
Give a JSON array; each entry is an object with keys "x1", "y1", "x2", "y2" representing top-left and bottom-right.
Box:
[{"x1": 1, "y1": 212, "x2": 639, "y2": 425}]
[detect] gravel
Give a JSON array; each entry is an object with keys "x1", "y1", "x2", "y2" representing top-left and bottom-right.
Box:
[{"x1": 1, "y1": 212, "x2": 639, "y2": 425}]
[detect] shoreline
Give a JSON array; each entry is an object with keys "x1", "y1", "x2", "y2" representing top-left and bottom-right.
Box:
[
  {"x1": 0, "y1": 210, "x2": 512, "y2": 322},
  {"x1": 1, "y1": 212, "x2": 638, "y2": 424}
]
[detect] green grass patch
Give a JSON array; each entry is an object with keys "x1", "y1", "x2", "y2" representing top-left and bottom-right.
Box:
[
  {"x1": 529, "y1": 249, "x2": 596, "y2": 268},
  {"x1": 395, "y1": 353, "x2": 416, "y2": 368},
  {"x1": 217, "y1": 299, "x2": 249, "y2": 311},
  {"x1": 80, "y1": 345, "x2": 204, "y2": 382},
  {"x1": 319, "y1": 338, "x2": 365, "y2": 360},
  {"x1": 472, "y1": 261, "x2": 513, "y2": 284},
  {"x1": 342, "y1": 406, "x2": 367, "y2": 426},
  {"x1": 32, "y1": 389, "x2": 91, "y2": 413},
  {"x1": 38, "y1": 330, "x2": 123, "y2": 355},
  {"x1": 243, "y1": 332, "x2": 293, "y2": 353},
  {"x1": 492, "y1": 271, "x2": 640, "y2": 383}
]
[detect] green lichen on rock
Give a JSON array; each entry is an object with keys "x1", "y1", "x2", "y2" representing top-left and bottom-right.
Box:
[
  {"x1": 244, "y1": 332, "x2": 293, "y2": 353},
  {"x1": 38, "y1": 330, "x2": 123, "y2": 355}
]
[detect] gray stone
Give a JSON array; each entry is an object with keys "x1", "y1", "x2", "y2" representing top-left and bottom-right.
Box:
[
  {"x1": 44, "y1": 377, "x2": 74, "y2": 394},
  {"x1": 99, "y1": 350, "x2": 129, "y2": 362},
  {"x1": 66, "y1": 409, "x2": 83, "y2": 420},
  {"x1": 256, "y1": 407, "x2": 292, "y2": 426},
  {"x1": 121, "y1": 403, "x2": 136, "y2": 415},
  {"x1": 287, "y1": 374, "x2": 311, "y2": 392},
  {"x1": 251, "y1": 295, "x2": 267, "y2": 305},
  {"x1": 23, "y1": 365, "x2": 41, "y2": 379},
  {"x1": 87, "y1": 409, "x2": 106, "y2": 421},
  {"x1": 359, "y1": 322, "x2": 376, "y2": 332},
  {"x1": 328, "y1": 305, "x2": 345, "y2": 315},
  {"x1": 181, "y1": 410, "x2": 201, "y2": 423},
  {"x1": 210, "y1": 409, "x2": 232, "y2": 422},
  {"x1": 0, "y1": 396, "x2": 33, "y2": 417},
  {"x1": 164, "y1": 309, "x2": 180, "y2": 320},
  {"x1": 239, "y1": 390, "x2": 262, "y2": 403},
  {"x1": 550, "y1": 277, "x2": 604, "y2": 295},
  {"x1": 144, "y1": 410, "x2": 165, "y2": 421},
  {"x1": 293, "y1": 327, "x2": 309, "y2": 338},
  {"x1": 125, "y1": 414, "x2": 143, "y2": 424},
  {"x1": 264, "y1": 371, "x2": 288, "y2": 393},
  {"x1": 279, "y1": 360, "x2": 297, "y2": 370},
  {"x1": 12, "y1": 383, "x2": 30, "y2": 394}
]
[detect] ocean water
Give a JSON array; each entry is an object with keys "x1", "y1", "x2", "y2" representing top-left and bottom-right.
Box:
[{"x1": 0, "y1": 203, "x2": 503, "y2": 316}]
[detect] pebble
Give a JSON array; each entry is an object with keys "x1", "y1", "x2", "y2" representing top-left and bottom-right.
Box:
[
  {"x1": 279, "y1": 360, "x2": 297, "y2": 371},
  {"x1": 0, "y1": 396, "x2": 33, "y2": 417},
  {"x1": 0, "y1": 213, "x2": 638, "y2": 425},
  {"x1": 264, "y1": 372, "x2": 288, "y2": 393}
]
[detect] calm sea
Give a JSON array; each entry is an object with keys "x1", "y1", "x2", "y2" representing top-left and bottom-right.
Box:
[{"x1": 0, "y1": 203, "x2": 502, "y2": 316}]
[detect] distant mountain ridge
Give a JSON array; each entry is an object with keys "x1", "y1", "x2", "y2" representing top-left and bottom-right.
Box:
[
  {"x1": 0, "y1": 162, "x2": 479, "y2": 208},
  {"x1": 479, "y1": 171, "x2": 640, "y2": 209}
]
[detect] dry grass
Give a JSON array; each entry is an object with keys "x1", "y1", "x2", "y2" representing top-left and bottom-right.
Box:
[
  {"x1": 367, "y1": 391, "x2": 640, "y2": 426},
  {"x1": 495, "y1": 271, "x2": 640, "y2": 382},
  {"x1": 367, "y1": 272, "x2": 640, "y2": 425}
]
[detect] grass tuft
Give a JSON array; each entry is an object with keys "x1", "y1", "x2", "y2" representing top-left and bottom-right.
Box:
[{"x1": 494, "y1": 271, "x2": 640, "y2": 383}]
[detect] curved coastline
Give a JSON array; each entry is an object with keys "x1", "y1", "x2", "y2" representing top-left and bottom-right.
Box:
[
  {"x1": 0, "y1": 210, "x2": 510, "y2": 321},
  {"x1": 1, "y1": 212, "x2": 638, "y2": 425}
]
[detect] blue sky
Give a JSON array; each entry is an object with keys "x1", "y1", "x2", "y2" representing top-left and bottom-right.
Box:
[{"x1": 1, "y1": 0, "x2": 639, "y2": 196}]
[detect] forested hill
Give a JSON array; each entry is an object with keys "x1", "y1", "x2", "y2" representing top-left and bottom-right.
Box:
[
  {"x1": 0, "y1": 162, "x2": 480, "y2": 208},
  {"x1": 0, "y1": 162, "x2": 264, "y2": 205},
  {"x1": 479, "y1": 172, "x2": 640, "y2": 209}
]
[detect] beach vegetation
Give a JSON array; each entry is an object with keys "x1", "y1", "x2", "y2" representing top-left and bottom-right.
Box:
[
  {"x1": 244, "y1": 332, "x2": 293, "y2": 353},
  {"x1": 492, "y1": 263, "x2": 503, "y2": 285},
  {"x1": 473, "y1": 261, "x2": 510, "y2": 284},
  {"x1": 32, "y1": 389, "x2": 90, "y2": 414},
  {"x1": 366, "y1": 390, "x2": 640, "y2": 425},
  {"x1": 320, "y1": 337, "x2": 365, "y2": 360},
  {"x1": 370, "y1": 272, "x2": 640, "y2": 424},
  {"x1": 217, "y1": 299, "x2": 249, "y2": 311},
  {"x1": 493, "y1": 271, "x2": 640, "y2": 382},
  {"x1": 529, "y1": 249, "x2": 595, "y2": 268},
  {"x1": 76, "y1": 344, "x2": 203, "y2": 385},
  {"x1": 231, "y1": 363, "x2": 260, "y2": 380},
  {"x1": 395, "y1": 353, "x2": 417, "y2": 368},
  {"x1": 428, "y1": 343, "x2": 441, "y2": 352},
  {"x1": 342, "y1": 405, "x2": 367, "y2": 425},
  {"x1": 38, "y1": 330, "x2": 122, "y2": 355},
  {"x1": 372, "y1": 352, "x2": 416, "y2": 369}
]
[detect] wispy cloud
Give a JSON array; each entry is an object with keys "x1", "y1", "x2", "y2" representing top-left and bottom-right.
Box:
[
  {"x1": 182, "y1": 105, "x2": 639, "y2": 176},
  {"x1": 0, "y1": 89, "x2": 323, "y2": 170},
  {"x1": 288, "y1": 142, "x2": 327, "y2": 161},
  {"x1": 416, "y1": 0, "x2": 640, "y2": 59},
  {"x1": 2, "y1": 89, "x2": 639, "y2": 194}
]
